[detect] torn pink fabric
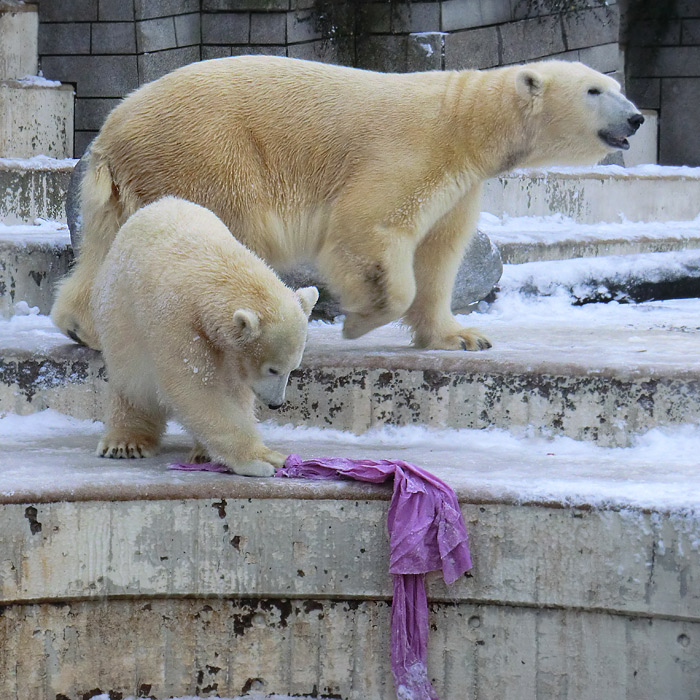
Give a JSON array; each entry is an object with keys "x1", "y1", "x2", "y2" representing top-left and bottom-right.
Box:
[{"x1": 170, "y1": 455, "x2": 472, "y2": 700}]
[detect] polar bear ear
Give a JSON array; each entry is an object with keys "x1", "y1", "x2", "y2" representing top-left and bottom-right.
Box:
[
  {"x1": 296, "y1": 286, "x2": 319, "y2": 317},
  {"x1": 233, "y1": 308, "x2": 261, "y2": 342},
  {"x1": 515, "y1": 67, "x2": 544, "y2": 102}
]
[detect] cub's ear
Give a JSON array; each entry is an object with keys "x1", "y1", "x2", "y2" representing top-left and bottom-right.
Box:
[
  {"x1": 233, "y1": 308, "x2": 261, "y2": 342},
  {"x1": 296, "y1": 286, "x2": 319, "y2": 317},
  {"x1": 515, "y1": 67, "x2": 544, "y2": 102}
]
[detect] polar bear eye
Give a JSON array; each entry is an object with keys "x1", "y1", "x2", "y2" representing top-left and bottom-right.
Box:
[
  {"x1": 588, "y1": 88, "x2": 602, "y2": 96},
  {"x1": 268, "y1": 367, "x2": 279, "y2": 376}
]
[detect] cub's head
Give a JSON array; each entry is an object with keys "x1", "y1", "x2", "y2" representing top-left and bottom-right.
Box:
[
  {"x1": 513, "y1": 60, "x2": 644, "y2": 167},
  {"x1": 230, "y1": 286, "x2": 318, "y2": 409}
]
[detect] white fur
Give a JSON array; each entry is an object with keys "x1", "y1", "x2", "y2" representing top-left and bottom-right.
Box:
[
  {"x1": 91, "y1": 197, "x2": 317, "y2": 476},
  {"x1": 53, "y1": 57, "x2": 642, "y2": 352}
]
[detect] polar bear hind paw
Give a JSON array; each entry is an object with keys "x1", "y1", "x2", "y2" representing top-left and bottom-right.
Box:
[
  {"x1": 420, "y1": 328, "x2": 492, "y2": 351},
  {"x1": 96, "y1": 436, "x2": 159, "y2": 459}
]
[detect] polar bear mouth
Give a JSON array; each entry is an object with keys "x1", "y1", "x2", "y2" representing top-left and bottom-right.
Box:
[{"x1": 598, "y1": 130, "x2": 630, "y2": 150}]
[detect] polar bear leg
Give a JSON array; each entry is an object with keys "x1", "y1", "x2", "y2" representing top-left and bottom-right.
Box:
[
  {"x1": 405, "y1": 189, "x2": 492, "y2": 351},
  {"x1": 319, "y1": 229, "x2": 417, "y2": 340},
  {"x1": 97, "y1": 390, "x2": 166, "y2": 458},
  {"x1": 159, "y1": 364, "x2": 278, "y2": 477},
  {"x1": 52, "y1": 150, "x2": 131, "y2": 350}
]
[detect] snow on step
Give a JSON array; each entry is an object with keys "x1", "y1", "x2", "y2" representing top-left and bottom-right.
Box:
[
  {"x1": 1, "y1": 411, "x2": 699, "y2": 700},
  {"x1": 3, "y1": 296, "x2": 700, "y2": 446},
  {"x1": 483, "y1": 165, "x2": 700, "y2": 223},
  {"x1": 5, "y1": 216, "x2": 700, "y2": 318},
  {"x1": 497, "y1": 248, "x2": 700, "y2": 303},
  {"x1": 0, "y1": 155, "x2": 74, "y2": 223},
  {"x1": 481, "y1": 213, "x2": 700, "y2": 264},
  {"x1": 0, "y1": 219, "x2": 71, "y2": 317}
]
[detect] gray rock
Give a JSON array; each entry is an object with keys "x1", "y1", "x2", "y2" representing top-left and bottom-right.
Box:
[
  {"x1": 66, "y1": 146, "x2": 89, "y2": 255},
  {"x1": 451, "y1": 228, "x2": 504, "y2": 312}
]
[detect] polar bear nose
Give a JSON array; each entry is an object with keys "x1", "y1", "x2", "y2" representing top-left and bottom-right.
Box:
[
  {"x1": 268, "y1": 402, "x2": 283, "y2": 410},
  {"x1": 628, "y1": 113, "x2": 644, "y2": 132}
]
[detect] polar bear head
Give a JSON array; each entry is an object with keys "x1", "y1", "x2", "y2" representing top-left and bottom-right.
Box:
[
  {"x1": 512, "y1": 60, "x2": 644, "y2": 167},
  {"x1": 230, "y1": 286, "x2": 318, "y2": 409}
]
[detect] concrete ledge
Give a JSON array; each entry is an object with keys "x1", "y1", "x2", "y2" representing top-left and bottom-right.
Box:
[
  {"x1": 0, "y1": 3, "x2": 38, "y2": 80},
  {"x1": 3, "y1": 597, "x2": 698, "y2": 700},
  {"x1": 3, "y1": 312, "x2": 700, "y2": 446},
  {"x1": 0, "y1": 79, "x2": 74, "y2": 158},
  {"x1": 0, "y1": 156, "x2": 73, "y2": 223},
  {"x1": 0, "y1": 224, "x2": 72, "y2": 317},
  {"x1": 4, "y1": 220, "x2": 700, "y2": 316},
  {"x1": 483, "y1": 166, "x2": 700, "y2": 223},
  {"x1": 1, "y1": 426, "x2": 699, "y2": 699}
]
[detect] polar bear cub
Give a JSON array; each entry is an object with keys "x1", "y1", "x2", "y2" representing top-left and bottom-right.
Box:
[{"x1": 90, "y1": 197, "x2": 318, "y2": 477}]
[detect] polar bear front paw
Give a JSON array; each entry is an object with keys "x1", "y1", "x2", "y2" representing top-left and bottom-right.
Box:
[
  {"x1": 187, "y1": 442, "x2": 211, "y2": 464},
  {"x1": 420, "y1": 327, "x2": 493, "y2": 351},
  {"x1": 261, "y1": 448, "x2": 287, "y2": 469},
  {"x1": 96, "y1": 436, "x2": 159, "y2": 459},
  {"x1": 231, "y1": 459, "x2": 276, "y2": 477}
]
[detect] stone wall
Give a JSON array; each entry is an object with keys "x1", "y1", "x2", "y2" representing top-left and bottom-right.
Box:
[
  {"x1": 624, "y1": 0, "x2": 700, "y2": 166},
  {"x1": 37, "y1": 0, "x2": 622, "y2": 157}
]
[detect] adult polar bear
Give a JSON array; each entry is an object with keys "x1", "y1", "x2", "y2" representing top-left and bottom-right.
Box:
[{"x1": 52, "y1": 56, "x2": 643, "y2": 351}]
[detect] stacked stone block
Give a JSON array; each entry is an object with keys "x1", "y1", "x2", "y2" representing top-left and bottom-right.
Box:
[
  {"x1": 625, "y1": 0, "x2": 700, "y2": 166},
  {"x1": 39, "y1": 0, "x2": 200, "y2": 155}
]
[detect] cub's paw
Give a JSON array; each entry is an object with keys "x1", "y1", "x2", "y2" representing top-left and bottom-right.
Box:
[
  {"x1": 261, "y1": 448, "x2": 287, "y2": 469},
  {"x1": 422, "y1": 328, "x2": 492, "y2": 351},
  {"x1": 96, "y1": 435, "x2": 159, "y2": 459},
  {"x1": 187, "y1": 442, "x2": 211, "y2": 464},
  {"x1": 231, "y1": 459, "x2": 276, "y2": 478}
]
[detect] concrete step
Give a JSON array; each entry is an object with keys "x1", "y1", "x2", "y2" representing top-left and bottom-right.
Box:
[
  {"x1": 4, "y1": 218, "x2": 700, "y2": 317},
  {"x1": 483, "y1": 165, "x2": 700, "y2": 224},
  {"x1": 3, "y1": 296, "x2": 700, "y2": 446},
  {"x1": 484, "y1": 214, "x2": 700, "y2": 264},
  {"x1": 0, "y1": 220, "x2": 71, "y2": 318},
  {"x1": 1, "y1": 411, "x2": 698, "y2": 699},
  {"x1": 0, "y1": 78, "x2": 74, "y2": 159},
  {"x1": 497, "y1": 249, "x2": 700, "y2": 304},
  {"x1": 0, "y1": 156, "x2": 74, "y2": 223},
  {"x1": 3, "y1": 162, "x2": 698, "y2": 228},
  {"x1": 0, "y1": 2, "x2": 38, "y2": 80}
]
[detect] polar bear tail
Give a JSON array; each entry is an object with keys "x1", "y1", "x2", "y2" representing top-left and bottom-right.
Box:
[{"x1": 50, "y1": 149, "x2": 133, "y2": 350}]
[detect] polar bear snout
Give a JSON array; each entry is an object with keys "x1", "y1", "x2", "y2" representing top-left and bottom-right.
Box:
[
  {"x1": 252, "y1": 373, "x2": 291, "y2": 408},
  {"x1": 597, "y1": 91, "x2": 644, "y2": 151}
]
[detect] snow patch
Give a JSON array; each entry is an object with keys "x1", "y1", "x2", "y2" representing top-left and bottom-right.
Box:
[
  {"x1": 509, "y1": 164, "x2": 700, "y2": 179},
  {"x1": 0, "y1": 154, "x2": 77, "y2": 170},
  {"x1": 16, "y1": 74, "x2": 62, "y2": 88}
]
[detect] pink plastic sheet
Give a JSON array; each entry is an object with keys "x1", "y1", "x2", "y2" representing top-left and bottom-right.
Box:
[{"x1": 170, "y1": 455, "x2": 472, "y2": 700}]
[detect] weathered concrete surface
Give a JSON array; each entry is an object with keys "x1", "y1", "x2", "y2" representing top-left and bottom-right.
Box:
[
  {"x1": 483, "y1": 167, "x2": 700, "y2": 223},
  {"x1": 2, "y1": 491, "x2": 698, "y2": 620},
  {"x1": 0, "y1": 225, "x2": 72, "y2": 317},
  {"x1": 0, "y1": 2, "x2": 38, "y2": 80},
  {"x1": 3, "y1": 315, "x2": 700, "y2": 446},
  {"x1": 3, "y1": 223, "x2": 700, "y2": 316},
  {"x1": 0, "y1": 80, "x2": 74, "y2": 158},
  {"x1": 0, "y1": 157, "x2": 73, "y2": 223},
  {"x1": 494, "y1": 223, "x2": 700, "y2": 265},
  {"x1": 2, "y1": 598, "x2": 698, "y2": 700},
  {"x1": 0, "y1": 425, "x2": 699, "y2": 699}
]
